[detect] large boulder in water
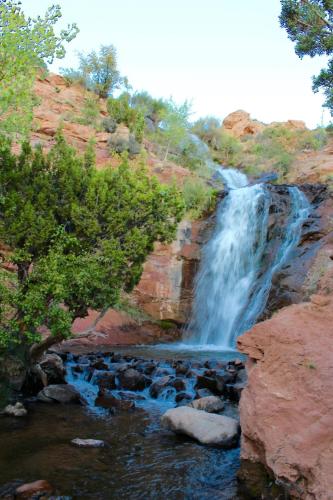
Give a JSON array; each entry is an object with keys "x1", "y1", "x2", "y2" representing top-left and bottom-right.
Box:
[
  {"x1": 161, "y1": 406, "x2": 239, "y2": 446},
  {"x1": 37, "y1": 384, "x2": 83, "y2": 404},
  {"x1": 118, "y1": 368, "x2": 148, "y2": 391}
]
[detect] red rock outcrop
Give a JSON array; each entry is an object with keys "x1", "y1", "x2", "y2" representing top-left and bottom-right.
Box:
[
  {"x1": 222, "y1": 110, "x2": 265, "y2": 138},
  {"x1": 237, "y1": 295, "x2": 333, "y2": 499}
]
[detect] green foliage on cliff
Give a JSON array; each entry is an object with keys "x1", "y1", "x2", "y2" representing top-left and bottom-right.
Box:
[
  {"x1": 0, "y1": 1, "x2": 78, "y2": 137},
  {"x1": 183, "y1": 178, "x2": 217, "y2": 219},
  {"x1": 61, "y1": 45, "x2": 127, "y2": 98},
  {"x1": 280, "y1": 0, "x2": 333, "y2": 114},
  {"x1": 107, "y1": 93, "x2": 145, "y2": 142},
  {"x1": 0, "y1": 134, "x2": 184, "y2": 352}
]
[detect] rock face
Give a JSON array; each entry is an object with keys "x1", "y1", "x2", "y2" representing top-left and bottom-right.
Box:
[
  {"x1": 222, "y1": 110, "x2": 306, "y2": 139},
  {"x1": 222, "y1": 110, "x2": 265, "y2": 138},
  {"x1": 133, "y1": 218, "x2": 213, "y2": 323},
  {"x1": 261, "y1": 184, "x2": 333, "y2": 319},
  {"x1": 238, "y1": 295, "x2": 333, "y2": 499},
  {"x1": 161, "y1": 406, "x2": 239, "y2": 446}
]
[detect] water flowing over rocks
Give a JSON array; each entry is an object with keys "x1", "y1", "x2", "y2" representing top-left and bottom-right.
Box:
[{"x1": 238, "y1": 295, "x2": 333, "y2": 499}]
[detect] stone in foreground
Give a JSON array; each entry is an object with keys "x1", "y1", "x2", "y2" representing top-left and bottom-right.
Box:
[
  {"x1": 161, "y1": 406, "x2": 239, "y2": 446},
  {"x1": 3, "y1": 402, "x2": 27, "y2": 417},
  {"x1": 188, "y1": 396, "x2": 224, "y2": 413},
  {"x1": 71, "y1": 438, "x2": 105, "y2": 448},
  {"x1": 37, "y1": 384, "x2": 84, "y2": 404},
  {"x1": 16, "y1": 480, "x2": 53, "y2": 498}
]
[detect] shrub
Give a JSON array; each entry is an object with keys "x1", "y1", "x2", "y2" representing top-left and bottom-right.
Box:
[
  {"x1": 78, "y1": 94, "x2": 100, "y2": 127},
  {"x1": 183, "y1": 177, "x2": 217, "y2": 219}
]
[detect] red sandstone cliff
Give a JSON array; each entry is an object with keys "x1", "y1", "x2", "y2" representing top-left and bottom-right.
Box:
[{"x1": 238, "y1": 295, "x2": 333, "y2": 499}]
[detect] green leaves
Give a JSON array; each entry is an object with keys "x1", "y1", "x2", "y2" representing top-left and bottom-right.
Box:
[
  {"x1": 280, "y1": 0, "x2": 333, "y2": 114},
  {"x1": 0, "y1": 134, "x2": 184, "y2": 349},
  {"x1": 0, "y1": 1, "x2": 78, "y2": 137}
]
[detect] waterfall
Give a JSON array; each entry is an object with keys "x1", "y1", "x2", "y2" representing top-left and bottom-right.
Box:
[{"x1": 184, "y1": 168, "x2": 309, "y2": 349}]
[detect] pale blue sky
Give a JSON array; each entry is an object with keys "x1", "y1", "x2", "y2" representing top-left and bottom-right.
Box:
[{"x1": 21, "y1": 0, "x2": 330, "y2": 128}]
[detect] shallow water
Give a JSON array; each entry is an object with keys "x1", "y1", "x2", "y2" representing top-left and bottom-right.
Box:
[{"x1": 0, "y1": 347, "x2": 247, "y2": 499}]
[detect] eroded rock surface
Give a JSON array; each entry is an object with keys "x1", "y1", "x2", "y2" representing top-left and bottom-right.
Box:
[{"x1": 238, "y1": 295, "x2": 333, "y2": 499}]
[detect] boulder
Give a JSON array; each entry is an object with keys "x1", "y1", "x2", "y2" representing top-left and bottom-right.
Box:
[
  {"x1": 149, "y1": 375, "x2": 172, "y2": 398},
  {"x1": 39, "y1": 352, "x2": 66, "y2": 384},
  {"x1": 170, "y1": 378, "x2": 186, "y2": 392},
  {"x1": 194, "y1": 375, "x2": 217, "y2": 394},
  {"x1": 3, "y1": 402, "x2": 27, "y2": 417},
  {"x1": 37, "y1": 384, "x2": 83, "y2": 404},
  {"x1": 188, "y1": 396, "x2": 224, "y2": 413},
  {"x1": 118, "y1": 368, "x2": 148, "y2": 391},
  {"x1": 95, "y1": 392, "x2": 135, "y2": 411},
  {"x1": 161, "y1": 406, "x2": 239, "y2": 446},
  {"x1": 71, "y1": 438, "x2": 105, "y2": 448},
  {"x1": 238, "y1": 296, "x2": 333, "y2": 499},
  {"x1": 95, "y1": 372, "x2": 117, "y2": 391}
]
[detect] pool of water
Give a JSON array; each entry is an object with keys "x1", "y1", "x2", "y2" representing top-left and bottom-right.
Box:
[{"x1": 0, "y1": 346, "x2": 248, "y2": 499}]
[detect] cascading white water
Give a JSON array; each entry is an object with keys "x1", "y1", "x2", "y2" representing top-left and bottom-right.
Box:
[{"x1": 185, "y1": 168, "x2": 309, "y2": 349}]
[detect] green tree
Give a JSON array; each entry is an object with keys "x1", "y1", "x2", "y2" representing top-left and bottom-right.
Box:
[
  {"x1": 280, "y1": 0, "x2": 333, "y2": 113},
  {"x1": 61, "y1": 45, "x2": 127, "y2": 98},
  {"x1": 0, "y1": 1, "x2": 78, "y2": 137},
  {"x1": 157, "y1": 99, "x2": 191, "y2": 162},
  {"x1": 0, "y1": 133, "x2": 184, "y2": 363}
]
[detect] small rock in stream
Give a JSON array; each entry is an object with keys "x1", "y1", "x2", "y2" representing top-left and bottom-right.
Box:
[
  {"x1": 188, "y1": 396, "x2": 224, "y2": 413},
  {"x1": 71, "y1": 438, "x2": 105, "y2": 448},
  {"x1": 3, "y1": 402, "x2": 27, "y2": 417},
  {"x1": 37, "y1": 384, "x2": 85, "y2": 404},
  {"x1": 15, "y1": 480, "x2": 53, "y2": 498}
]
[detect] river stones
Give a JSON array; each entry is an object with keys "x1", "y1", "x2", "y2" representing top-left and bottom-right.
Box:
[
  {"x1": 118, "y1": 368, "x2": 150, "y2": 391},
  {"x1": 149, "y1": 375, "x2": 172, "y2": 398},
  {"x1": 95, "y1": 372, "x2": 117, "y2": 391},
  {"x1": 161, "y1": 407, "x2": 239, "y2": 446},
  {"x1": 71, "y1": 438, "x2": 105, "y2": 448},
  {"x1": 3, "y1": 402, "x2": 27, "y2": 417},
  {"x1": 15, "y1": 480, "x2": 53, "y2": 498},
  {"x1": 194, "y1": 375, "x2": 218, "y2": 394},
  {"x1": 37, "y1": 384, "x2": 84, "y2": 404},
  {"x1": 95, "y1": 391, "x2": 135, "y2": 411},
  {"x1": 188, "y1": 396, "x2": 224, "y2": 413}
]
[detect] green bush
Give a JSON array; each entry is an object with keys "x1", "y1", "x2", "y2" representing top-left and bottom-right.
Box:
[
  {"x1": 78, "y1": 94, "x2": 100, "y2": 127},
  {"x1": 107, "y1": 93, "x2": 145, "y2": 142},
  {"x1": 0, "y1": 132, "x2": 185, "y2": 355},
  {"x1": 183, "y1": 177, "x2": 216, "y2": 219}
]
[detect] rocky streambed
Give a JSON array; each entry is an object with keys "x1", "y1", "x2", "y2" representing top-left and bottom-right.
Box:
[{"x1": 0, "y1": 347, "x2": 283, "y2": 499}]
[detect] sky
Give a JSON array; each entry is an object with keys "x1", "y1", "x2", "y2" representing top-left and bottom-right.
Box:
[{"x1": 20, "y1": 0, "x2": 331, "y2": 128}]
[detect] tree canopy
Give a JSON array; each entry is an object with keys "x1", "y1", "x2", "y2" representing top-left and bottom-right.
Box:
[
  {"x1": 61, "y1": 45, "x2": 126, "y2": 98},
  {"x1": 0, "y1": 0, "x2": 78, "y2": 136},
  {"x1": 0, "y1": 134, "x2": 184, "y2": 354},
  {"x1": 279, "y1": 0, "x2": 333, "y2": 113}
]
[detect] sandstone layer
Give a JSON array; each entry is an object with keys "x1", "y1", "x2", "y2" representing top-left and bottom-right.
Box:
[{"x1": 238, "y1": 294, "x2": 333, "y2": 499}]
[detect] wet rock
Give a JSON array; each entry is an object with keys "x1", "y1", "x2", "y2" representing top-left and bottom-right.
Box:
[
  {"x1": 71, "y1": 438, "x2": 105, "y2": 448},
  {"x1": 174, "y1": 361, "x2": 190, "y2": 376},
  {"x1": 15, "y1": 480, "x2": 53, "y2": 498},
  {"x1": 91, "y1": 359, "x2": 109, "y2": 371},
  {"x1": 95, "y1": 372, "x2": 117, "y2": 391},
  {"x1": 3, "y1": 402, "x2": 27, "y2": 417},
  {"x1": 194, "y1": 375, "x2": 217, "y2": 394},
  {"x1": 149, "y1": 376, "x2": 172, "y2": 398},
  {"x1": 118, "y1": 391, "x2": 146, "y2": 401},
  {"x1": 37, "y1": 384, "x2": 84, "y2": 404},
  {"x1": 135, "y1": 361, "x2": 156, "y2": 375},
  {"x1": 170, "y1": 378, "x2": 186, "y2": 392},
  {"x1": 39, "y1": 353, "x2": 66, "y2": 384},
  {"x1": 203, "y1": 369, "x2": 216, "y2": 377},
  {"x1": 236, "y1": 368, "x2": 247, "y2": 384},
  {"x1": 188, "y1": 396, "x2": 224, "y2": 413},
  {"x1": 95, "y1": 392, "x2": 135, "y2": 411},
  {"x1": 227, "y1": 382, "x2": 246, "y2": 402},
  {"x1": 175, "y1": 392, "x2": 192, "y2": 404},
  {"x1": 72, "y1": 365, "x2": 84, "y2": 374},
  {"x1": 195, "y1": 388, "x2": 214, "y2": 399},
  {"x1": 118, "y1": 368, "x2": 148, "y2": 391},
  {"x1": 153, "y1": 367, "x2": 171, "y2": 377},
  {"x1": 161, "y1": 406, "x2": 239, "y2": 446}
]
